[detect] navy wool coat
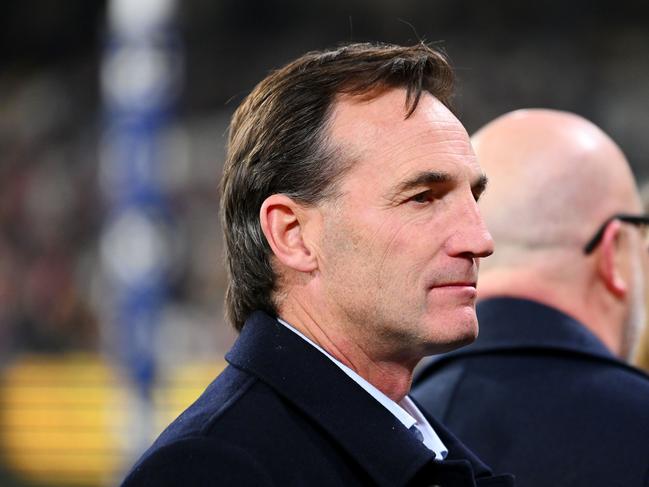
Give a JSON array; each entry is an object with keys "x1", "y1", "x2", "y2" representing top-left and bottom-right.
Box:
[
  {"x1": 122, "y1": 310, "x2": 515, "y2": 486},
  {"x1": 412, "y1": 297, "x2": 649, "y2": 487}
]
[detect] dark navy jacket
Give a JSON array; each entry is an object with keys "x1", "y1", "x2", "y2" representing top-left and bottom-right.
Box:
[
  {"x1": 122, "y1": 311, "x2": 514, "y2": 486},
  {"x1": 412, "y1": 297, "x2": 649, "y2": 487}
]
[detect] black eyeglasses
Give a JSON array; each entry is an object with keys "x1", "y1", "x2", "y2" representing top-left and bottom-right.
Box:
[{"x1": 583, "y1": 213, "x2": 649, "y2": 254}]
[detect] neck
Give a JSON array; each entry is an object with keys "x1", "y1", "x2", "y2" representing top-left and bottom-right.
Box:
[
  {"x1": 278, "y1": 296, "x2": 416, "y2": 402},
  {"x1": 478, "y1": 267, "x2": 625, "y2": 357}
]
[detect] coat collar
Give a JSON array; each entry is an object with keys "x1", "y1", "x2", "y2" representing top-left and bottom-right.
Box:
[
  {"x1": 416, "y1": 297, "x2": 649, "y2": 381},
  {"x1": 470, "y1": 297, "x2": 614, "y2": 358},
  {"x1": 226, "y1": 311, "x2": 496, "y2": 487}
]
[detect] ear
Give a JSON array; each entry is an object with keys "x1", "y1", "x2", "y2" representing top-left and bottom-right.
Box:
[
  {"x1": 259, "y1": 194, "x2": 318, "y2": 273},
  {"x1": 596, "y1": 219, "x2": 628, "y2": 298}
]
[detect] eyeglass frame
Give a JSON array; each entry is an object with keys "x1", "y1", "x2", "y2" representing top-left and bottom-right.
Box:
[{"x1": 583, "y1": 213, "x2": 649, "y2": 254}]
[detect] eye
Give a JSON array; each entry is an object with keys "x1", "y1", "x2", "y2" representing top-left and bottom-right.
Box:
[{"x1": 410, "y1": 190, "x2": 433, "y2": 204}]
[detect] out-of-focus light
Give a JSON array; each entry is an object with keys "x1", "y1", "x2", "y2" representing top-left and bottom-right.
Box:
[
  {"x1": 109, "y1": 0, "x2": 175, "y2": 36},
  {"x1": 0, "y1": 356, "x2": 225, "y2": 486},
  {"x1": 101, "y1": 46, "x2": 178, "y2": 111},
  {"x1": 100, "y1": 210, "x2": 170, "y2": 286}
]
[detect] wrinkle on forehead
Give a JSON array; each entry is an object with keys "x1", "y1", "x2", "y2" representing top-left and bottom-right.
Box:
[
  {"x1": 327, "y1": 88, "x2": 478, "y2": 181},
  {"x1": 329, "y1": 88, "x2": 466, "y2": 147}
]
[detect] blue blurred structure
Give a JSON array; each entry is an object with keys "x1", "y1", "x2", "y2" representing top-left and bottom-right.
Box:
[{"x1": 100, "y1": 0, "x2": 182, "y2": 449}]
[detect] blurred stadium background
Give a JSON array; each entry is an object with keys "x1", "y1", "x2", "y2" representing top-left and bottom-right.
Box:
[{"x1": 0, "y1": 0, "x2": 648, "y2": 485}]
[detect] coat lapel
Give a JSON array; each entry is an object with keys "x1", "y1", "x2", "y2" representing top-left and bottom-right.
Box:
[
  {"x1": 414, "y1": 398, "x2": 514, "y2": 486},
  {"x1": 226, "y1": 311, "x2": 434, "y2": 487}
]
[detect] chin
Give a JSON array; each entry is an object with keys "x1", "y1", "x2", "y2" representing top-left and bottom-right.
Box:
[
  {"x1": 420, "y1": 321, "x2": 478, "y2": 356},
  {"x1": 445, "y1": 330, "x2": 477, "y2": 352},
  {"x1": 456, "y1": 328, "x2": 479, "y2": 347},
  {"x1": 431, "y1": 311, "x2": 478, "y2": 352}
]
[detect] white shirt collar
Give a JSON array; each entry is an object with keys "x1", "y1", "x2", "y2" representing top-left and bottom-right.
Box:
[{"x1": 277, "y1": 318, "x2": 448, "y2": 459}]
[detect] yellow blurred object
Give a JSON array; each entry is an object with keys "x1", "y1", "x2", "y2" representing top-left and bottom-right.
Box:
[
  {"x1": 635, "y1": 324, "x2": 649, "y2": 373},
  {"x1": 0, "y1": 354, "x2": 225, "y2": 486}
]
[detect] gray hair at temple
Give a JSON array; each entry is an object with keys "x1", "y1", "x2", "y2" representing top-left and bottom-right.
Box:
[{"x1": 220, "y1": 42, "x2": 456, "y2": 330}]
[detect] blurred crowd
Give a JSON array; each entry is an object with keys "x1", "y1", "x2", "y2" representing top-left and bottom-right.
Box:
[
  {"x1": 0, "y1": 74, "x2": 100, "y2": 357},
  {"x1": 0, "y1": 69, "x2": 235, "y2": 367}
]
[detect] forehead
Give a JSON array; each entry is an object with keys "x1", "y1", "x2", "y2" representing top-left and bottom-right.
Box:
[{"x1": 327, "y1": 88, "x2": 480, "y2": 186}]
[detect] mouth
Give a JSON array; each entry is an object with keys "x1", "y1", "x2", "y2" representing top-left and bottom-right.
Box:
[
  {"x1": 431, "y1": 281, "x2": 477, "y2": 289},
  {"x1": 428, "y1": 281, "x2": 478, "y2": 297}
]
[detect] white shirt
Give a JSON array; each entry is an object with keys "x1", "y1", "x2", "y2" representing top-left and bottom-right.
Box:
[{"x1": 278, "y1": 318, "x2": 448, "y2": 460}]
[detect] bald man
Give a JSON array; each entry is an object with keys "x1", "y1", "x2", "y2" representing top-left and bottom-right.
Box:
[{"x1": 412, "y1": 109, "x2": 649, "y2": 487}]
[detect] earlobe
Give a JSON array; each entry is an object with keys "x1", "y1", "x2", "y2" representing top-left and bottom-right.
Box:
[
  {"x1": 597, "y1": 220, "x2": 628, "y2": 298},
  {"x1": 259, "y1": 194, "x2": 318, "y2": 273}
]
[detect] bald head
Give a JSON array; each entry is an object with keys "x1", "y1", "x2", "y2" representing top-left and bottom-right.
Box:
[{"x1": 474, "y1": 109, "x2": 641, "y2": 269}]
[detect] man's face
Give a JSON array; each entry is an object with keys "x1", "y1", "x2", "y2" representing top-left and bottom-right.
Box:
[{"x1": 314, "y1": 88, "x2": 494, "y2": 360}]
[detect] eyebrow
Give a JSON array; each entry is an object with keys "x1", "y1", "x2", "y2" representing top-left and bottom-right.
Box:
[
  {"x1": 472, "y1": 173, "x2": 488, "y2": 196},
  {"x1": 396, "y1": 171, "x2": 452, "y2": 193},
  {"x1": 395, "y1": 171, "x2": 489, "y2": 195}
]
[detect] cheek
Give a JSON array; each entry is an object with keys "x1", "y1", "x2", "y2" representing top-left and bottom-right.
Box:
[
  {"x1": 384, "y1": 217, "x2": 444, "y2": 259},
  {"x1": 369, "y1": 210, "x2": 429, "y2": 248},
  {"x1": 373, "y1": 222, "x2": 442, "y2": 285}
]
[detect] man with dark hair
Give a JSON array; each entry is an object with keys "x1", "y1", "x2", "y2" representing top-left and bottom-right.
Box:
[
  {"x1": 413, "y1": 109, "x2": 649, "y2": 487},
  {"x1": 122, "y1": 43, "x2": 513, "y2": 486}
]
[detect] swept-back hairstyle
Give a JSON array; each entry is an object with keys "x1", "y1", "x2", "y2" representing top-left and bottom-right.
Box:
[{"x1": 221, "y1": 42, "x2": 455, "y2": 330}]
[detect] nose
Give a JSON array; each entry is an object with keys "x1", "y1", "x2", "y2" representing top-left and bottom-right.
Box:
[{"x1": 448, "y1": 197, "x2": 495, "y2": 259}]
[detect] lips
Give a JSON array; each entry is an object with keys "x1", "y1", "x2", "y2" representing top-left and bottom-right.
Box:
[
  {"x1": 427, "y1": 281, "x2": 478, "y2": 298},
  {"x1": 425, "y1": 269, "x2": 478, "y2": 291},
  {"x1": 434, "y1": 282, "x2": 476, "y2": 288},
  {"x1": 428, "y1": 278, "x2": 477, "y2": 289}
]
